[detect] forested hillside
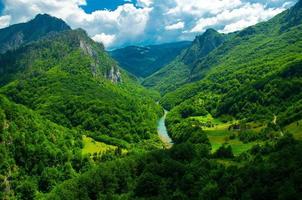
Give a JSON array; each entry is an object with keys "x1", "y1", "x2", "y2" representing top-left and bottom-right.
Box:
[
  {"x1": 147, "y1": 1, "x2": 302, "y2": 98},
  {"x1": 0, "y1": 28, "x2": 162, "y2": 141},
  {"x1": 159, "y1": 0, "x2": 302, "y2": 142},
  {"x1": 0, "y1": 95, "x2": 83, "y2": 199},
  {"x1": 143, "y1": 29, "x2": 227, "y2": 94}
]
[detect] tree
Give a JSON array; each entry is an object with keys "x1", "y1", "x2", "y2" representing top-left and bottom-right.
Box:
[
  {"x1": 0, "y1": 109, "x2": 5, "y2": 134},
  {"x1": 16, "y1": 179, "x2": 37, "y2": 200},
  {"x1": 214, "y1": 144, "x2": 234, "y2": 158},
  {"x1": 170, "y1": 143, "x2": 196, "y2": 161},
  {"x1": 39, "y1": 167, "x2": 60, "y2": 192},
  {"x1": 134, "y1": 172, "x2": 161, "y2": 197}
]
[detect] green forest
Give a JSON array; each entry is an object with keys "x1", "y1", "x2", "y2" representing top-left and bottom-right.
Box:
[{"x1": 0, "y1": 1, "x2": 302, "y2": 199}]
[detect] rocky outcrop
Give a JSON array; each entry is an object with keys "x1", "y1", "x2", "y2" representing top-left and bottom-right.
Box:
[
  {"x1": 107, "y1": 66, "x2": 122, "y2": 83},
  {"x1": 80, "y1": 40, "x2": 96, "y2": 57},
  {"x1": 1, "y1": 32, "x2": 24, "y2": 53},
  {"x1": 80, "y1": 39, "x2": 100, "y2": 77},
  {"x1": 80, "y1": 39, "x2": 122, "y2": 83}
]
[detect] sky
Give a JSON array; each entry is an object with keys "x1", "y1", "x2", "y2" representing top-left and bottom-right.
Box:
[
  {"x1": 0, "y1": 1, "x2": 3, "y2": 14},
  {"x1": 0, "y1": 0, "x2": 298, "y2": 49},
  {"x1": 81, "y1": 0, "x2": 138, "y2": 13}
]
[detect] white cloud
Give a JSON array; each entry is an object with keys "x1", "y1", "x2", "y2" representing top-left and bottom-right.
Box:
[
  {"x1": 2, "y1": 0, "x2": 86, "y2": 23},
  {"x1": 190, "y1": 3, "x2": 286, "y2": 33},
  {"x1": 165, "y1": 21, "x2": 184, "y2": 30},
  {"x1": 136, "y1": 0, "x2": 153, "y2": 7},
  {"x1": 92, "y1": 33, "x2": 116, "y2": 47},
  {"x1": 166, "y1": 0, "x2": 243, "y2": 16},
  {"x1": 0, "y1": 15, "x2": 11, "y2": 28},
  {"x1": 0, "y1": 0, "x2": 297, "y2": 48},
  {"x1": 221, "y1": 5, "x2": 285, "y2": 33},
  {"x1": 1, "y1": 0, "x2": 151, "y2": 48}
]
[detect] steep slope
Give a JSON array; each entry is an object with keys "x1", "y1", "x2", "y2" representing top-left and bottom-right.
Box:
[
  {"x1": 182, "y1": 29, "x2": 227, "y2": 66},
  {"x1": 0, "y1": 28, "x2": 120, "y2": 86},
  {"x1": 161, "y1": 0, "x2": 302, "y2": 137},
  {"x1": 0, "y1": 14, "x2": 71, "y2": 54},
  {"x1": 143, "y1": 29, "x2": 226, "y2": 94},
  {"x1": 109, "y1": 41, "x2": 191, "y2": 78}
]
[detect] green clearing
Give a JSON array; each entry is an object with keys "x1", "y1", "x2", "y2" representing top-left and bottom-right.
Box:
[
  {"x1": 204, "y1": 127, "x2": 258, "y2": 156},
  {"x1": 82, "y1": 135, "x2": 117, "y2": 155},
  {"x1": 192, "y1": 114, "x2": 260, "y2": 155},
  {"x1": 285, "y1": 120, "x2": 302, "y2": 140},
  {"x1": 192, "y1": 115, "x2": 262, "y2": 155},
  {"x1": 190, "y1": 114, "x2": 223, "y2": 126}
]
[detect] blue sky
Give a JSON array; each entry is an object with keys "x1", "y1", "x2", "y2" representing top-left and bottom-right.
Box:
[
  {"x1": 81, "y1": 0, "x2": 138, "y2": 13},
  {"x1": 0, "y1": 1, "x2": 3, "y2": 14},
  {"x1": 0, "y1": 0, "x2": 298, "y2": 49}
]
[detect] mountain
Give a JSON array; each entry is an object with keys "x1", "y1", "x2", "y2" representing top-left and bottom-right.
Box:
[
  {"x1": 182, "y1": 29, "x2": 227, "y2": 66},
  {"x1": 0, "y1": 27, "x2": 161, "y2": 141},
  {"x1": 142, "y1": 29, "x2": 227, "y2": 94},
  {"x1": 110, "y1": 41, "x2": 191, "y2": 78},
  {"x1": 0, "y1": 15, "x2": 162, "y2": 198},
  {"x1": 159, "y1": 0, "x2": 302, "y2": 143},
  {"x1": 154, "y1": 0, "x2": 302, "y2": 98},
  {"x1": 0, "y1": 14, "x2": 71, "y2": 54},
  {"x1": 144, "y1": 1, "x2": 302, "y2": 95}
]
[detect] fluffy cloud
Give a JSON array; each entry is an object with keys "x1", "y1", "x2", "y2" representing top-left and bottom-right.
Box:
[
  {"x1": 137, "y1": 0, "x2": 153, "y2": 7},
  {"x1": 0, "y1": 0, "x2": 297, "y2": 48},
  {"x1": 165, "y1": 22, "x2": 185, "y2": 30},
  {"x1": 2, "y1": 0, "x2": 86, "y2": 23},
  {"x1": 92, "y1": 33, "x2": 116, "y2": 47},
  {"x1": 0, "y1": 15, "x2": 11, "y2": 28},
  {"x1": 190, "y1": 3, "x2": 285, "y2": 33},
  {"x1": 72, "y1": 4, "x2": 151, "y2": 48},
  {"x1": 1, "y1": 0, "x2": 151, "y2": 48}
]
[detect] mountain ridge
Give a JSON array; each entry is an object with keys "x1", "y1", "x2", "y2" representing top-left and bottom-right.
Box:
[
  {"x1": 182, "y1": 28, "x2": 226, "y2": 66},
  {"x1": 0, "y1": 28, "x2": 122, "y2": 85},
  {"x1": 0, "y1": 14, "x2": 71, "y2": 54}
]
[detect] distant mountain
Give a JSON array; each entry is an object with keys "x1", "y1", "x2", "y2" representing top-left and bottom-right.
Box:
[
  {"x1": 0, "y1": 14, "x2": 71, "y2": 54},
  {"x1": 109, "y1": 41, "x2": 191, "y2": 78},
  {"x1": 143, "y1": 29, "x2": 226, "y2": 93}
]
